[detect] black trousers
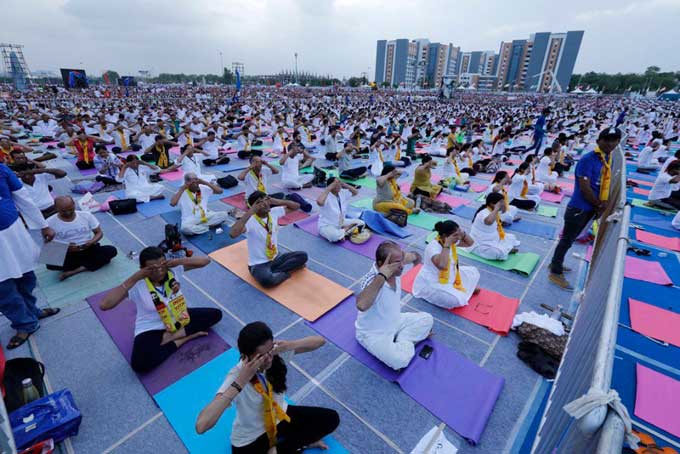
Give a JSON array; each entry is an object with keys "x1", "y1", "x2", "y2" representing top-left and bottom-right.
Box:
[
  {"x1": 41, "y1": 205, "x2": 57, "y2": 219},
  {"x1": 76, "y1": 160, "x2": 95, "y2": 170},
  {"x1": 46, "y1": 243, "x2": 117, "y2": 272},
  {"x1": 203, "y1": 156, "x2": 231, "y2": 167},
  {"x1": 550, "y1": 206, "x2": 595, "y2": 274},
  {"x1": 238, "y1": 149, "x2": 263, "y2": 160},
  {"x1": 96, "y1": 175, "x2": 119, "y2": 186},
  {"x1": 653, "y1": 195, "x2": 680, "y2": 210},
  {"x1": 553, "y1": 162, "x2": 571, "y2": 175},
  {"x1": 249, "y1": 252, "x2": 308, "y2": 288},
  {"x1": 510, "y1": 198, "x2": 536, "y2": 210},
  {"x1": 232, "y1": 405, "x2": 340, "y2": 454},
  {"x1": 130, "y1": 308, "x2": 222, "y2": 373},
  {"x1": 340, "y1": 167, "x2": 367, "y2": 179}
]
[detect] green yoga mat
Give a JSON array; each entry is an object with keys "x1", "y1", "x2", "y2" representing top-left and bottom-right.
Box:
[
  {"x1": 35, "y1": 240, "x2": 138, "y2": 309},
  {"x1": 536, "y1": 205, "x2": 558, "y2": 217},
  {"x1": 344, "y1": 176, "x2": 376, "y2": 188},
  {"x1": 350, "y1": 198, "x2": 374, "y2": 209},
  {"x1": 408, "y1": 211, "x2": 445, "y2": 230},
  {"x1": 630, "y1": 198, "x2": 675, "y2": 214},
  {"x1": 424, "y1": 232, "x2": 540, "y2": 276}
]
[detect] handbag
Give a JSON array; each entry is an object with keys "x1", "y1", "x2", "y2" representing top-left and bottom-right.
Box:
[
  {"x1": 2, "y1": 357, "x2": 46, "y2": 413},
  {"x1": 386, "y1": 208, "x2": 408, "y2": 227},
  {"x1": 109, "y1": 198, "x2": 138, "y2": 215},
  {"x1": 216, "y1": 175, "x2": 238, "y2": 189}
]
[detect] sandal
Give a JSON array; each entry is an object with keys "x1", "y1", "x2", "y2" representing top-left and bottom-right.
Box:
[
  {"x1": 38, "y1": 307, "x2": 61, "y2": 319},
  {"x1": 7, "y1": 331, "x2": 35, "y2": 350}
]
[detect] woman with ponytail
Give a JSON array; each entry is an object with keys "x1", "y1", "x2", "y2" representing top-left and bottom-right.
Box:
[
  {"x1": 467, "y1": 193, "x2": 521, "y2": 260},
  {"x1": 508, "y1": 163, "x2": 540, "y2": 209},
  {"x1": 536, "y1": 148, "x2": 560, "y2": 193},
  {"x1": 412, "y1": 220, "x2": 480, "y2": 309},
  {"x1": 196, "y1": 322, "x2": 339, "y2": 453},
  {"x1": 488, "y1": 171, "x2": 521, "y2": 224}
]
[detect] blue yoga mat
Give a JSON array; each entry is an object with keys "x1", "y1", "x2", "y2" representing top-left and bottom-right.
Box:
[
  {"x1": 360, "y1": 210, "x2": 412, "y2": 239},
  {"x1": 627, "y1": 241, "x2": 680, "y2": 286},
  {"x1": 155, "y1": 349, "x2": 348, "y2": 454},
  {"x1": 611, "y1": 347, "x2": 680, "y2": 445},
  {"x1": 627, "y1": 171, "x2": 657, "y2": 182},
  {"x1": 631, "y1": 209, "x2": 679, "y2": 234},
  {"x1": 160, "y1": 211, "x2": 243, "y2": 254},
  {"x1": 210, "y1": 161, "x2": 250, "y2": 173},
  {"x1": 452, "y1": 205, "x2": 558, "y2": 239}
]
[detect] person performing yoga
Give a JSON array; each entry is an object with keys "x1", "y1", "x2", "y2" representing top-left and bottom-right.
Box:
[
  {"x1": 94, "y1": 146, "x2": 123, "y2": 186},
  {"x1": 279, "y1": 143, "x2": 315, "y2": 189},
  {"x1": 508, "y1": 163, "x2": 541, "y2": 210},
  {"x1": 119, "y1": 155, "x2": 165, "y2": 203},
  {"x1": 373, "y1": 164, "x2": 418, "y2": 215},
  {"x1": 316, "y1": 177, "x2": 365, "y2": 242},
  {"x1": 536, "y1": 148, "x2": 560, "y2": 193},
  {"x1": 196, "y1": 321, "x2": 340, "y2": 454},
  {"x1": 99, "y1": 247, "x2": 222, "y2": 373},
  {"x1": 177, "y1": 145, "x2": 215, "y2": 182},
  {"x1": 412, "y1": 221, "x2": 480, "y2": 309},
  {"x1": 646, "y1": 160, "x2": 680, "y2": 210},
  {"x1": 466, "y1": 193, "x2": 520, "y2": 260},
  {"x1": 141, "y1": 135, "x2": 179, "y2": 173},
  {"x1": 17, "y1": 167, "x2": 67, "y2": 218},
  {"x1": 337, "y1": 143, "x2": 367, "y2": 180},
  {"x1": 170, "y1": 173, "x2": 228, "y2": 235},
  {"x1": 46, "y1": 196, "x2": 118, "y2": 280},
  {"x1": 66, "y1": 131, "x2": 108, "y2": 169},
  {"x1": 355, "y1": 241, "x2": 432, "y2": 370},
  {"x1": 410, "y1": 155, "x2": 442, "y2": 199},
  {"x1": 487, "y1": 171, "x2": 521, "y2": 224},
  {"x1": 239, "y1": 155, "x2": 284, "y2": 199},
  {"x1": 230, "y1": 191, "x2": 308, "y2": 288}
]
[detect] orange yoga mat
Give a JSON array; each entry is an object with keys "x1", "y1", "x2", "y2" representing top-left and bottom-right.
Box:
[
  {"x1": 209, "y1": 241, "x2": 352, "y2": 321},
  {"x1": 401, "y1": 264, "x2": 520, "y2": 335},
  {"x1": 220, "y1": 193, "x2": 310, "y2": 226}
]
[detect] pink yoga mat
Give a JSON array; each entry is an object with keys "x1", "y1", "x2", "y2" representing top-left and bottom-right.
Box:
[
  {"x1": 160, "y1": 170, "x2": 184, "y2": 181},
  {"x1": 635, "y1": 363, "x2": 680, "y2": 438},
  {"x1": 629, "y1": 298, "x2": 680, "y2": 348},
  {"x1": 437, "y1": 193, "x2": 471, "y2": 208},
  {"x1": 586, "y1": 246, "x2": 672, "y2": 285},
  {"x1": 629, "y1": 178, "x2": 654, "y2": 187},
  {"x1": 633, "y1": 187, "x2": 651, "y2": 196},
  {"x1": 635, "y1": 230, "x2": 680, "y2": 252},
  {"x1": 540, "y1": 191, "x2": 564, "y2": 203},
  {"x1": 469, "y1": 183, "x2": 487, "y2": 193}
]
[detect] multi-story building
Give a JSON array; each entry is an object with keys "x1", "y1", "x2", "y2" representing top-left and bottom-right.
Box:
[{"x1": 375, "y1": 39, "x2": 459, "y2": 89}]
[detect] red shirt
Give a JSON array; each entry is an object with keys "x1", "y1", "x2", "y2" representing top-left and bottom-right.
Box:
[{"x1": 73, "y1": 138, "x2": 95, "y2": 163}]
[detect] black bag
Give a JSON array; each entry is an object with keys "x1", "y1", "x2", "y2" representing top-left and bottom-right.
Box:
[
  {"x1": 311, "y1": 167, "x2": 327, "y2": 188},
  {"x1": 386, "y1": 208, "x2": 408, "y2": 227},
  {"x1": 159, "y1": 224, "x2": 182, "y2": 252},
  {"x1": 148, "y1": 173, "x2": 162, "y2": 183},
  {"x1": 109, "y1": 198, "x2": 138, "y2": 215},
  {"x1": 217, "y1": 175, "x2": 238, "y2": 189},
  {"x1": 3, "y1": 358, "x2": 46, "y2": 413}
]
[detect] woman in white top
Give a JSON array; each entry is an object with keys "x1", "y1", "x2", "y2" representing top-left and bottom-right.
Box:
[
  {"x1": 647, "y1": 160, "x2": 680, "y2": 210},
  {"x1": 316, "y1": 177, "x2": 364, "y2": 242},
  {"x1": 466, "y1": 192, "x2": 520, "y2": 261},
  {"x1": 508, "y1": 163, "x2": 540, "y2": 208},
  {"x1": 523, "y1": 155, "x2": 545, "y2": 195},
  {"x1": 487, "y1": 171, "x2": 521, "y2": 223},
  {"x1": 412, "y1": 220, "x2": 480, "y2": 309},
  {"x1": 536, "y1": 149, "x2": 559, "y2": 190},
  {"x1": 99, "y1": 247, "x2": 222, "y2": 373},
  {"x1": 279, "y1": 143, "x2": 315, "y2": 189},
  {"x1": 196, "y1": 321, "x2": 339, "y2": 453}
]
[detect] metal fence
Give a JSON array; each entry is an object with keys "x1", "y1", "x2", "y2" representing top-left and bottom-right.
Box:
[{"x1": 532, "y1": 141, "x2": 630, "y2": 453}]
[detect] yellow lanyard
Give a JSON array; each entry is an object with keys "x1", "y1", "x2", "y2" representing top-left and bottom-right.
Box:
[
  {"x1": 156, "y1": 144, "x2": 169, "y2": 168},
  {"x1": 186, "y1": 189, "x2": 207, "y2": 223},
  {"x1": 496, "y1": 212, "x2": 506, "y2": 240},
  {"x1": 118, "y1": 130, "x2": 127, "y2": 148},
  {"x1": 79, "y1": 139, "x2": 91, "y2": 164},
  {"x1": 254, "y1": 214, "x2": 277, "y2": 260},
  {"x1": 594, "y1": 146, "x2": 612, "y2": 202}
]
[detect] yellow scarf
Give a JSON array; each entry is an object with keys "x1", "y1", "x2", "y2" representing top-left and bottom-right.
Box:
[
  {"x1": 388, "y1": 178, "x2": 401, "y2": 201},
  {"x1": 159, "y1": 127, "x2": 166, "y2": 137},
  {"x1": 395, "y1": 142, "x2": 401, "y2": 161},
  {"x1": 501, "y1": 187, "x2": 510, "y2": 211},
  {"x1": 377, "y1": 146, "x2": 384, "y2": 163},
  {"x1": 257, "y1": 120, "x2": 262, "y2": 136},
  {"x1": 302, "y1": 126, "x2": 311, "y2": 142},
  {"x1": 594, "y1": 146, "x2": 612, "y2": 202},
  {"x1": 156, "y1": 144, "x2": 169, "y2": 168},
  {"x1": 186, "y1": 189, "x2": 207, "y2": 223},
  {"x1": 0, "y1": 146, "x2": 13, "y2": 163},
  {"x1": 186, "y1": 133, "x2": 193, "y2": 146},
  {"x1": 254, "y1": 214, "x2": 277, "y2": 260},
  {"x1": 467, "y1": 155, "x2": 473, "y2": 168},
  {"x1": 252, "y1": 376, "x2": 291, "y2": 448},
  {"x1": 144, "y1": 271, "x2": 190, "y2": 333},
  {"x1": 496, "y1": 212, "x2": 506, "y2": 240},
  {"x1": 79, "y1": 139, "x2": 91, "y2": 164},
  {"x1": 251, "y1": 170, "x2": 266, "y2": 192},
  {"x1": 453, "y1": 159, "x2": 461, "y2": 177},
  {"x1": 437, "y1": 237, "x2": 465, "y2": 291},
  {"x1": 356, "y1": 136, "x2": 361, "y2": 149},
  {"x1": 520, "y1": 178, "x2": 529, "y2": 198},
  {"x1": 244, "y1": 135, "x2": 251, "y2": 151},
  {"x1": 118, "y1": 130, "x2": 127, "y2": 149}
]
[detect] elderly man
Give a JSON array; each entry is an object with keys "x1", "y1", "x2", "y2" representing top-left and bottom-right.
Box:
[
  {"x1": 170, "y1": 173, "x2": 227, "y2": 235},
  {"x1": 355, "y1": 241, "x2": 432, "y2": 370},
  {"x1": 17, "y1": 167, "x2": 68, "y2": 218},
  {"x1": 46, "y1": 196, "x2": 118, "y2": 280}
]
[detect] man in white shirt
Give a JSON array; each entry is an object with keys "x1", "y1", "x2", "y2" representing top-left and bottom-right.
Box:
[
  {"x1": 355, "y1": 241, "x2": 432, "y2": 370},
  {"x1": 135, "y1": 125, "x2": 157, "y2": 151},
  {"x1": 119, "y1": 155, "x2": 165, "y2": 203},
  {"x1": 170, "y1": 173, "x2": 227, "y2": 235},
  {"x1": 316, "y1": 178, "x2": 364, "y2": 242},
  {"x1": 238, "y1": 155, "x2": 283, "y2": 199},
  {"x1": 17, "y1": 167, "x2": 67, "y2": 218},
  {"x1": 637, "y1": 140, "x2": 661, "y2": 171},
  {"x1": 196, "y1": 131, "x2": 230, "y2": 166},
  {"x1": 647, "y1": 160, "x2": 680, "y2": 210},
  {"x1": 279, "y1": 143, "x2": 315, "y2": 189},
  {"x1": 33, "y1": 114, "x2": 59, "y2": 138},
  {"x1": 46, "y1": 196, "x2": 118, "y2": 280},
  {"x1": 230, "y1": 191, "x2": 307, "y2": 287}
]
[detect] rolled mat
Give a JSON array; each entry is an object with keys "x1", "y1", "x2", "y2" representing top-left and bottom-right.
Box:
[
  {"x1": 209, "y1": 241, "x2": 352, "y2": 321},
  {"x1": 294, "y1": 215, "x2": 383, "y2": 259},
  {"x1": 220, "y1": 193, "x2": 310, "y2": 226},
  {"x1": 359, "y1": 210, "x2": 412, "y2": 238},
  {"x1": 307, "y1": 297, "x2": 504, "y2": 444},
  {"x1": 400, "y1": 264, "x2": 521, "y2": 334},
  {"x1": 160, "y1": 211, "x2": 243, "y2": 254},
  {"x1": 86, "y1": 290, "x2": 229, "y2": 396},
  {"x1": 155, "y1": 348, "x2": 348, "y2": 454}
]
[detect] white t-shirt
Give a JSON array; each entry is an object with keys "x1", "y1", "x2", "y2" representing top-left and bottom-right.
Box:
[
  {"x1": 649, "y1": 172, "x2": 674, "y2": 201},
  {"x1": 355, "y1": 265, "x2": 402, "y2": 337},
  {"x1": 217, "y1": 350, "x2": 294, "y2": 447},
  {"x1": 47, "y1": 210, "x2": 98, "y2": 246},
  {"x1": 281, "y1": 154, "x2": 302, "y2": 183},
  {"x1": 24, "y1": 173, "x2": 55, "y2": 210},
  {"x1": 318, "y1": 189, "x2": 351, "y2": 229},
  {"x1": 128, "y1": 267, "x2": 184, "y2": 336},
  {"x1": 638, "y1": 147, "x2": 658, "y2": 168},
  {"x1": 244, "y1": 168, "x2": 271, "y2": 197},
  {"x1": 202, "y1": 139, "x2": 220, "y2": 159},
  {"x1": 138, "y1": 133, "x2": 156, "y2": 150},
  {"x1": 245, "y1": 206, "x2": 285, "y2": 266},
  {"x1": 179, "y1": 186, "x2": 213, "y2": 225}
]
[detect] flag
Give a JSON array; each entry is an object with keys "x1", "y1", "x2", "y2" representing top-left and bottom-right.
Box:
[{"x1": 235, "y1": 69, "x2": 241, "y2": 91}]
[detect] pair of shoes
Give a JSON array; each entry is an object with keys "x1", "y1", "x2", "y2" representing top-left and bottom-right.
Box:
[{"x1": 548, "y1": 272, "x2": 574, "y2": 290}]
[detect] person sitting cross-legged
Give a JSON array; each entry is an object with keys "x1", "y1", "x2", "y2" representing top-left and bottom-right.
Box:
[
  {"x1": 46, "y1": 196, "x2": 118, "y2": 280},
  {"x1": 316, "y1": 177, "x2": 365, "y2": 242},
  {"x1": 230, "y1": 191, "x2": 308, "y2": 288},
  {"x1": 170, "y1": 172, "x2": 228, "y2": 235}
]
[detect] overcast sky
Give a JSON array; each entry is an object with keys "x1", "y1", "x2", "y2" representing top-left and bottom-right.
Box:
[{"x1": 4, "y1": 0, "x2": 680, "y2": 79}]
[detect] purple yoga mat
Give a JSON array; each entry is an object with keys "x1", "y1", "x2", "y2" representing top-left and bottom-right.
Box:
[
  {"x1": 308, "y1": 297, "x2": 504, "y2": 444},
  {"x1": 79, "y1": 167, "x2": 98, "y2": 176},
  {"x1": 86, "y1": 290, "x2": 229, "y2": 396},
  {"x1": 294, "y1": 215, "x2": 384, "y2": 259}
]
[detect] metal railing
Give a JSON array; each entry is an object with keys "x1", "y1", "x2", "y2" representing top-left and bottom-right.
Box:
[{"x1": 532, "y1": 140, "x2": 630, "y2": 453}]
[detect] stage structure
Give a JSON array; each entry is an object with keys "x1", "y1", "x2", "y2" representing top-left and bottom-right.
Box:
[
  {"x1": 232, "y1": 62, "x2": 245, "y2": 77},
  {"x1": 0, "y1": 43, "x2": 32, "y2": 91}
]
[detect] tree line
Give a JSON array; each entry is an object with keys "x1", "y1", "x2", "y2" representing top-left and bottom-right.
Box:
[{"x1": 569, "y1": 66, "x2": 680, "y2": 94}]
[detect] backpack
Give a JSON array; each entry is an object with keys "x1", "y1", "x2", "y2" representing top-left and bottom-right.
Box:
[
  {"x1": 2, "y1": 357, "x2": 47, "y2": 413},
  {"x1": 216, "y1": 175, "x2": 238, "y2": 189}
]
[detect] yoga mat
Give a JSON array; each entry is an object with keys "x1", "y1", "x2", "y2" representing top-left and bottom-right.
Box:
[
  {"x1": 586, "y1": 247, "x2": 673, "y2": 285},
  {"x1": 35, "y1": 239, "x2": 138, "y2": 309},
  {"x1": 436, "y1": 193, "x2": 471, "y2": 208},
  {"x1": 160, "y1": 170, "x2": 184, "y2": 181},
  {"x1": 86, "y1": 290, "x2": 229, "y2": 396},
  {"x1": 350, "y1": 198, "x2": 373, "y2": 210},
  {"x1": 452, "y1": 204, "x2": 558, "y2": 222},
  {"x1": 506, "y1": 219, "x2": 557, "y2": 239},
  {"x1": 632, "y1": 211, "x2": 678, "y2": 233},
  {"x1": 633, "y1": 187, "x2": 651, "y2": 196},
  {"x1": 629, "y1": 178, "x2": 654, "y2": 188},
  {"x1": 629, "y1": 298, "x2": 680, "y2": 348},
  {"x1": 209, "y1": 241, "x2": 351, "y2": 321},
  {"x1": 635, "y1": 230, "x2": 680, "y2": 252},
  {"x1": 408, "y1": 212, "x2": 445, "y2": 230},
  {"x1": 155, "y1": 349, "x2": 347, "y2": 454},
  {"x1": 628, "y1": 172, "x2": 657, "y2": 182},
  {"x1": 160, "y1": 211, "x2": 242, "y2": 254},
  {"x1": 359, "y1": 210, "x2": 412, "y2": 238},
  {"x1": 630, "y1": 198, "x2": 675, "y2": 214},
  {"x1": 219, "y1": 193, "x2": 309, "y2": 226},
  {"x1": 635, "y1": 363, "x2": 680, "y2": 438},
  {"x1": 539, "y1": 192, "x2": 564, "y2": 203},
  {"x1": 307, "y1": 297, "x2": 504, "y2": 444},
  {"x1": 78, "y1": 167, "x2": 98, "y2": 176},
  {"x1": 400, "y1": 265, "x2": 521, "y2": 334},
  {"x1": 209, "y1": 161, "x2": 250, "y2": 172},
  {"x1": 536, "y1": 205, "x2": 559, "y2": 217},
  {"x1": 294, "y1": 215, "x2": 383, "y2": 259},
  {"x1": 136, "y1": 197, "x2": 177, "y2": 218},
  {"x1": 469, "y1": 182, "x2": 487, "y2": 192},
  {"x1": 348, "y1": 176, "x2": 377, "y2": 189}
]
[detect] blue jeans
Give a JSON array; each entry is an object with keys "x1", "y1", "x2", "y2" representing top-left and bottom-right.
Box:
[{"x1": 0, "y1": 271, "x2": 41, "y2": 333}]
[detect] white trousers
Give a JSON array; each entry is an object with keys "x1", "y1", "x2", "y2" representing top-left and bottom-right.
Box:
[
  {"x1": 126, "y1": 183, "x2": 164, "y2": 203},
  {"x1": 281, "y1": 174, "x2": 314, "y2": 189},
  {"x1": 181, "y1": 211, "x2": 228, "y2": 235},
  {"x1": 318, "y1": 220, "x2": 365, "y2": 242}
]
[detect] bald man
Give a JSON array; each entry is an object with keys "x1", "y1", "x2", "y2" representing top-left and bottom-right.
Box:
[{"x1": 46, "y1": 196, "x2": 118, "y2": 280}]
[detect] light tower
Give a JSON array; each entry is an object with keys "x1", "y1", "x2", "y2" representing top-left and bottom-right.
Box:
[{"x1": 1, "y1": 43, "x2": 32, "y2": 91}]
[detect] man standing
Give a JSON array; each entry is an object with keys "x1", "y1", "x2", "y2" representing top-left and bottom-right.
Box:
[
  {"x1": 170, "y1": 173, "x2": 227, "y2": 235},
  {"x1": 526, "y1": 108, "x2": 550, "y2": 155},
  {"x1": 0, "y1": 163, "x2": 59, "y2": 350},
  {"x1": 548, "y1": 128, "x2": 622, "y2": 289}
]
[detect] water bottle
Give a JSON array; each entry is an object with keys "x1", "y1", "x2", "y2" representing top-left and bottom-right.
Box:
[
  {"x1": 21, "y1": 378, "x2": 40, "y2": 405},
  {"x1": 551, "y1": 304, "x2": 563, "y2": 320},
  {"x1": 415, "y1": 195, "x2": 422, "y2": 211}
]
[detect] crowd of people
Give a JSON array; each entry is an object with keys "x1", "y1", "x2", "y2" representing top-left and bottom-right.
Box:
[{"x1": 1, "y1": 82, "x2": 679, "y2": 452}]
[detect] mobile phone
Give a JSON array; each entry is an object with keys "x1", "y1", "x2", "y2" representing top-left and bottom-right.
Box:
[{"x1": 419, "y1": 345, "x2": 434, "y2": 360}]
